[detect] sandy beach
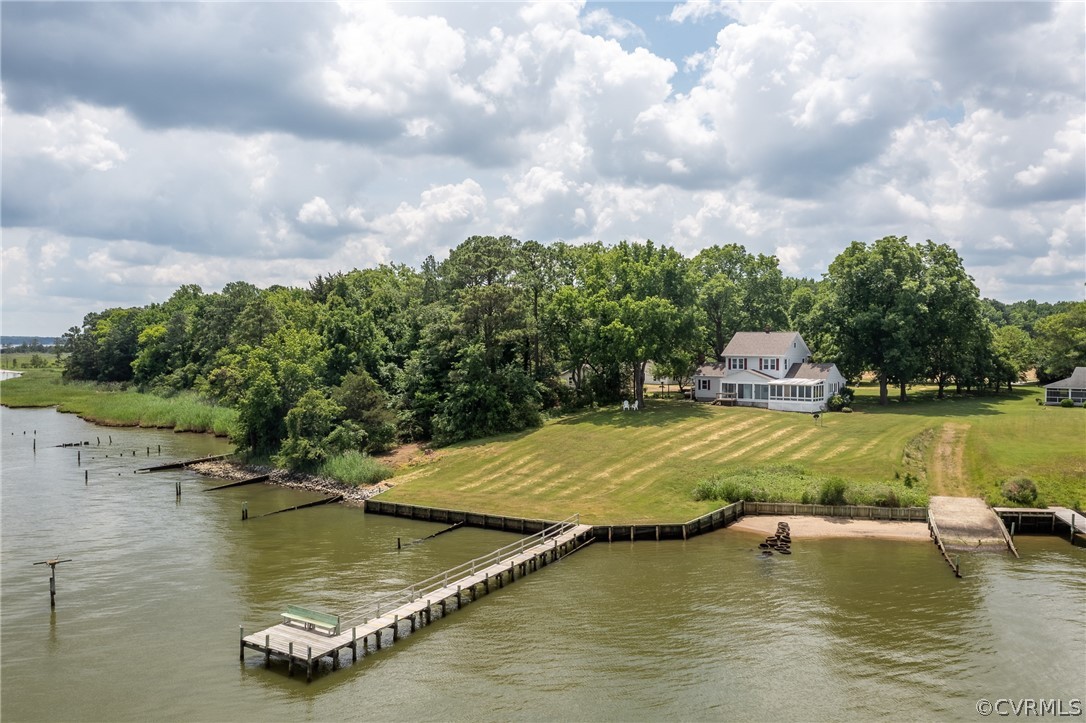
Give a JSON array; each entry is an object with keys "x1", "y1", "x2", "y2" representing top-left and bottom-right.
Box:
[{"x1": 729, "y1": 514, "x2": 929, "y2": 541}]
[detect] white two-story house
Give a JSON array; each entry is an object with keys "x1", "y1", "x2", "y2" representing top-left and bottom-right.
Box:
[{"x1": 692, "y1": 331, "x2": 846, "y2": 413}]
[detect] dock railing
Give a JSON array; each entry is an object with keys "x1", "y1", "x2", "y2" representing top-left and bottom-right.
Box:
[{"x1": 339, "y1": 514, "x2": 581, "y2": 628}]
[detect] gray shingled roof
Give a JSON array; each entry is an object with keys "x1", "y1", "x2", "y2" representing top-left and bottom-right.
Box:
[
  {"x1": 722, "y1": 331, "x2": 803, "y2": 357},
  {"x1": 693, "y1": 364, "x2": 774, "y2": 380},
  {"x1": 1045, "y1": 367, "x2": 1086, "y2": 389},
  {"x1": 783, "y1": 362, "x2": 837, "y2": 380}
]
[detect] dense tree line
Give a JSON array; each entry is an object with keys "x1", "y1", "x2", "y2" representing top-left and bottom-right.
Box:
[{"x1": 61, "y1": 236, "x2": 1084, "y2": 465}]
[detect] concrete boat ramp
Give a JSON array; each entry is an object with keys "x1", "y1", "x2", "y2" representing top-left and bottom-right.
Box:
[{"x1": 928, "y1": 496, "x2": 1015, "y2": 552}]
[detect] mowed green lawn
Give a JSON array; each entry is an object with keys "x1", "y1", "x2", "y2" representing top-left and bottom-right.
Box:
[{"x1": 380, "y1": 385, "x2": 1085, "y2": 523}]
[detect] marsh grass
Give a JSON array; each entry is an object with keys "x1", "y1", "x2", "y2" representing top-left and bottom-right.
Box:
[
  {"x1": 319, "y1": 451, "x2": 393, "y2": 487},
  {"x1": 0, "y1": 369, "x2": 236, "y2": 436},
  {"x1": 691, "y1": 465, "x2": 928, "y2": 508}
]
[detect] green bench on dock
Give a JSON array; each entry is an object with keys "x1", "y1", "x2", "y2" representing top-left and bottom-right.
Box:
[{"x1": 281, "y1": 605, "x2": 340, "y2": 636}]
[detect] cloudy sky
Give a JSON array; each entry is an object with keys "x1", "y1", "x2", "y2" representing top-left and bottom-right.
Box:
[{"x1": 2, "y1": 1, "x2": 1084, "y2": 335}]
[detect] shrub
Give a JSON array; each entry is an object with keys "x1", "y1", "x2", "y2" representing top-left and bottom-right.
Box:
[
  {"x1": 1001, "y1": 477, "x2": 1038, "y2": 505},
  {"x1": 1060, "y1": 398, "x2": 1075, "y2": 408},
  {"x1": 818, "y1": 478, "x2": 848, "y2": 505},
  {"x1": 692, "y1": 479, "x2": 753, "y2": 502},
  {"x1": 869, "y1": 485, "x2": 900, "y2": 507},
  {"x1": 319, "y1": 450, "x2": 392, "y2": 487}
]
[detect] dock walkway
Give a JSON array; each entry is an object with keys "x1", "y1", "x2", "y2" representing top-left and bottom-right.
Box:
[
  {"x1": 993, "y1": 506, "x2": 1086, "y2": 539},
  {"x1": 241, "y1": 516, "x2": 594, "y2": 681}
]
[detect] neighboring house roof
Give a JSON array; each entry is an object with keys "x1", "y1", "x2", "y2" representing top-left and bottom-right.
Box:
[
  {"x1": 783, "y1": 362, "x2": 838, "y2": 381},
  {"x1": 722, "y1": 331, "x2": 803, "y2": 357},
  {"x1": 1044, "y1": 367, "x2": 1086, "y2": 389}
]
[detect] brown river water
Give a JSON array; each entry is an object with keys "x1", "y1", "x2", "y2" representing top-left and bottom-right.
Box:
[{"x1": 1, "y1": 406, "x2": 1083, "y2": 721}]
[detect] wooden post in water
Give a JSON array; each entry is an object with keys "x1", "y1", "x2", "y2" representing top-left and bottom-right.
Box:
[
  {"x1": 77, "y1": 451, "x2": 81, "y2": 466},
  {"x1": 242, "y1": 502, "x2": 248, "y2": 521},
  {"x1": 176, "y1": 481, "x2": 181, "y2": 499},
  {"x1": 33, "y1": 558, "x2": 72, "y2": 608},
  {"x1": 1071, "y1": 514, "x2": 1077, "y2": 542},
  {"x1": 351, "y1": 628, "x2": 357, "y2": 662},
  {"x1": 85, "y1": 470, "x2": 88, "y2": 485},
  {"x1": 265, "y1": 634, "x2": 270, "y2": 667},
  {"x1": 239, "y1": 626, "x2": 245, "y2": 661},
  {"x1": 287, "y1": 642, "x2": 294, "y2": 676}
]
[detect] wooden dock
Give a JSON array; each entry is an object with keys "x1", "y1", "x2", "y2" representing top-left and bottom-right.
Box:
[
  {"x1": 993, "y1": 506, "x2": 1086, "y2": 545},
  {"x1": 240, "y1": 516, "x2": 594, "y2": 681}
]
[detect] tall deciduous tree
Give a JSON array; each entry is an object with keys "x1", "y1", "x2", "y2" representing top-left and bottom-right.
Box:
[
  {"x1": 693, "y1": 244, "x2": 788, "y2": 360},
  {"x1": 919, "y1": 241, "x2": 988, "y2": 398},
  {"x1": 587, "y1": 241, "x2": 699, "y2": 406},
  {"x1": 991, "y1": 325, "x2": 1034, "y2": 391},
  {"x1": 1034, "y1": 301, "x2": 1086, "y2": 383},
  {"x1": 823, "y1": 236, "x2": 927, "y2": 405}
]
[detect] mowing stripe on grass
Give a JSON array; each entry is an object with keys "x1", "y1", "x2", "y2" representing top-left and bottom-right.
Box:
[
  {"x1": 588, "y1": 421, "x2": 713, "y2": 481},
  {"x1": 705, "y1": 425, "x2": 794, "y2": 464},
  {"x1": 686, "y1": 420, "x2": 773, "y2": 461},
  {"x1": 500, "y1": 459, "x2": 558, "y2": 493},
  {"x1": 815, "y1": 442, "x2": 853, "y2": 462},
  {"x1": 517, "y1": 465, "x2": 569, "y2": 496},
  {"x1": 460, "y1": 453, "x2": 540, "y2": 490},
  {"x1": 770, "y1": 427, "x2": 821, "y2": 460}
]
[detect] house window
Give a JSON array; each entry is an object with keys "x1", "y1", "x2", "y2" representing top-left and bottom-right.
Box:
[
  {"x1": 697, "y1": 379, "x2": 711, "y2": 391},
  {"x1": 1047, "y1": 388, "x2": 1068, "y2": 403},
  {"x1": 728, "y1": 357, "x2": 746, "y2": 370},
  {"x1": 759, "y1": 358, "x2": 779, "y2": 371}
]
